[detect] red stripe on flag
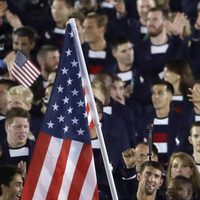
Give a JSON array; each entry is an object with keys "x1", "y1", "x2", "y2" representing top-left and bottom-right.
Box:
[
  {"x1": 93, "y1": 185, "x2": 99, "y2": 200},
  {"x1": 21, "y1": 133, "x2": 51, "y2": 200},
  {"x1": 45, "y1": 140, "x2": 71, "y2": 200},
  {"x1": 27, "y1": 60, "x2": 41, "y2": 75},
  {"x1": 67, "y1": 144, "x2": 92, "y2": 199},
  {"x1": 23, "y1": 63, "x2": 38, "y2": 80},
  {"x1": 153, "y1": 133, "x2": 168, "y2": 143},
  {"x1": 89, "y1": 120, "x2": 94, "y2": 129},
  {"x1": 86, "y1": 103, "x2": 90, "y2": 114}
]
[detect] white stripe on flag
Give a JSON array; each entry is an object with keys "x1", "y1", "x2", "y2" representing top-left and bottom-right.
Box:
[
  {"x1": 24, "y1": 63, "x2": 38, "y2": 80},
  {"x1": 25, "y1": 62, "x2": 39, "y2": 78},
  {"x1": 58, "y1": 140, "x2": 83, "y2": 199},
  {"x1": 13, "y1": 63, "x2": 34, "y2": 84},
  {"x1": 12, "y1": 64, "x2": 32, "y2": 87},
  {"x1": 19, "y1": 63, "x2": 36, "y2": 82},
  {"x1": 32, "y1": 137, "x2": 63, "y2": 199},
  {"x1": 79, "y1": 156, "x2": 97, "y2": 199},
  {"x1": 27, "y1": 60, "x2": 41, "y2": 75}
]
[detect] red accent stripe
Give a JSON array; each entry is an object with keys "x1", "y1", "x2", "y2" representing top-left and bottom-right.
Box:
[
  {"x1": 67, "y1": 144, "x2": 92, "y2": 199},
  {"x1": 21, "y1": 133, "x2": 51, "y2": 200},
  {"x1": 46, "y1": 140, "x2": 71, "y2": 200},
  {"x1": 88, "y1": 65, "x2": 103, "y2": 74},
  {"x1": 153, "y1": 133, "x2": 168, "y2": 143},
  {"x1": 174, "y1": 107, "x2": 182, "y2": 113}
]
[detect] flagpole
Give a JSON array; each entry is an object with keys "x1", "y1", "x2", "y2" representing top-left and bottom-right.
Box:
[{"x1": 68, "y1": 18, "x2": 119, "y2": 200}]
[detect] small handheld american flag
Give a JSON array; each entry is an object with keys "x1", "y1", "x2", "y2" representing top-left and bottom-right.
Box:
[{"x1": 12, "y1": 50, "x2": 41, "y2": 88}]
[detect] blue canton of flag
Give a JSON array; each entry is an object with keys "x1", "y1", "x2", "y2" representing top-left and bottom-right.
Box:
[{"x1": 42, "y1": 25, "x2": 90, "y2": 144}]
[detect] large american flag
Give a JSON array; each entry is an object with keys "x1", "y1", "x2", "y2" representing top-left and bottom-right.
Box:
[
  {"x1": 22, "y1": 22, "x2": 99, "y2": 199},
  {"x1": 12, "y1": 50, "x2": 41, "y2": 88}
]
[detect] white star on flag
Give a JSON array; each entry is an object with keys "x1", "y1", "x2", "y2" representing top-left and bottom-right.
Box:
[
  {"x1": 62, "y1": 97, "x2": 69, "y2": 104},
  {"x1": 57, "y1": 85, "x2": 64, "y2": 93},
  {"x1": 65, "y1": 49, "x2": 72, "y2": 56},
  {"x1": 58, "y1": 115, "x2": 65, "y2": 122},
  {"x1": 71, "y1": 60, "x2": 78, "y2": 67},
  {"x1": 71, "y1": 89, "x2": 79, "y2": 96},
  {"x1": 47, "y1": 121, "x2": 54, "y2": 128},
  {"x1": 69, "y1": 31, "x2": 73, "y2": 38},
  {"x1": 77, "y1": 128, "x2": 84, "y2": 135},
  {"x1": 77, "y1": 100, "x2": 84, "y2": 107},
  {"x1": 62, "y1": 67, "x2": 68, "y2": 75},
  {"x1": 52, "y1": 103, "x2": 59, "y2": 111},
  {"x1": 77, "y1": 71, "x2": 81, "y2": 78},
  {"x1": 67, "y1": 107, "x2": 73, "y2": 114},
  {"x1": 71, "y1": 117, "x2": 79, "y2": 124},
  {"x1": 63, "y1": 125, "x2": 69, "y2": 133},
  {"x1": 67, "y1": 78, "x2": 73, "y2": 85}
]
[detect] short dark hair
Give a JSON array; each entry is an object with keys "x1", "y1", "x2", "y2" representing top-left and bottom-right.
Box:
[
  {"x1": 148, "y1": 6, "x2": 169, "y2": 19},
  {"x1": 190, "y1": 121, "x2": 200, "y2": 135},
  {"x1": 140, "y1": 161, "x2": 164, "y2": 175},
  {"x1": 85, "y1": 12, "x2": 108, "y2": 27},
  {"x1": 110, "y1": 36, "x2": 132, "y2": 50},
  {"x1": 165, "y1": 59, "x2": 194, "y2": 96},
  {"x1": 37, "y1": 45, "x2": 59, "y2": 59},
  {"x1": 5, "y1": 107, "x2": 30, "y2": 125},
  {"x1": 136, "y1": 142, "x2": 158, "y2": 157},
  {"x1": 12, "y1": 26, "x2": 38, "y2": 43},
  {"x1": 152, "y1": 80, "x2": 174, "y2": 95},
  {"x1": 0, "y1": 165, "x2": 22, "y2": 195}
]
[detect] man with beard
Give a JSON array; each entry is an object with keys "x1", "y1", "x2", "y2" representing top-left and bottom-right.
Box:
[
  {"x1": 134, "y1": 6, "x2": 189, "y2": 106},
  {"x1": 133, "y1": 161, "x2": 164, "y2": 200},
  {"x1": 188, "y1": 121, "x2": 200, "y2": 172},
  {"x1": 36, "y1": 45, "x2": 60, "y2": 88},
  {"x1": 166, "y1": 176, "x2": 193, "y2": 200},
  {"x1": 0, "y1": 165, "x2": 23, "y2": 200}
]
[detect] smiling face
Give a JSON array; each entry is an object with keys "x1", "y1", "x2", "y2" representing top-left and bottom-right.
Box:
[
  {"x1": 137, "y1": 166, "x2": 162, "y2": 195},
  {"x1": 82, "y1": 18, "x2": 105, "y2": 44},
  {"x1": 6, "y1": 117, "x2": 29, "y2": 148},
  {"x1": 1, "y1": 173, "x2": 23, "y2": 200}
]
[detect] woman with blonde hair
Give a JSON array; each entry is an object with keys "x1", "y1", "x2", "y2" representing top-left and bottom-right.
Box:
[{"x1": 167, "y1": 152, "x2": 200, "y2": 200}]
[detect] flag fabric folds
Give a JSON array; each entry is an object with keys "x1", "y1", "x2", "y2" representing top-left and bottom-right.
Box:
[
  {"x1": 22, "y1": 22, "x2": 99, "y2": 200},
  {"x1": 12, "y1": 50, "x2": 41, "y2": 88}
]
